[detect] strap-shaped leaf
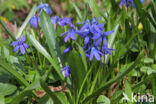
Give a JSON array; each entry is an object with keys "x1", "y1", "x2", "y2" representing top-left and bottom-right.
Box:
[{"x1": 40, "y1": 11, "x2": 63, "y2": 68}]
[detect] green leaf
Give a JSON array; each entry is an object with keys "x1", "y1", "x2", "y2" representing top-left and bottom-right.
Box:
[
  {"x1": 143, "y1": 57, "x2": 154, "y2": 64},
  {"x1": 16, "y1": 5, "x2": 36, "y2": 38},
  {"x1": 97, "y1": 95, "x2": 110, "y2": 104},
  {"x1": 0, "y1": 83, "x2": 17, "y2": 96},
  {"x1": 0, "y1": 94, "x2": 4, "y2": 104},
  {"x1": 10, "y1": 90, "x2": 32, "y2": 104},
  {"x1": 76, "y1": 65, "x2": 94, "y2": 104},
  {"x1": 40, "y1": 11, "x2": 63, "y2": 68},
  {"x1": 125, "y1": 81, "x2": 132, "y2": 103},
  {"x1": 76, "y1": 43, "x2": 87, "y2": 72},
  {"x1": 10, "y1": 79, "x2": 40, "y2": 104},
  {"x1": 38, "y1": 94, "x2": 53, "y2": 104},
  {"x1": 0, "y1": 60, "x2": 29, "y2": 87},
  {"x1": 40, "y1": 79, "x2": 64, "y2": 104},
  {"x1": 27, "y1": 34, "x2": 64, "y2": 80},
  {"x1": 68, "y1": 50, "x2": 86, "y2": 92}
]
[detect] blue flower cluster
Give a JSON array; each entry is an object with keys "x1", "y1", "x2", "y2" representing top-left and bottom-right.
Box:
[
  {"x1": 119, "y1": 0, "x2": 145, "y2": 8},
  {"x1": 28, "y1": 3, "x2": 116, "y2": 78},
  {"x1": 58, "y1": 17, "x2": 115, "y2": 61}
]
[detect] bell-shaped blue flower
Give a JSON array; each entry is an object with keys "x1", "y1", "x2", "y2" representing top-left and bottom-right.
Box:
[
  {"x1": 61, "y1": 66, "x2": 71, "y2": 77},
  {"x1": 10, "y1": 36, "x2": 29, "y2": 55},
  {"x1": 37, "y1": 3, "x2": 52, "y2": 15},
  {"x1": 29, "y1": 15, "x2": 40, "y2": 28},
  {"x1": 57, "y1": 17, "x2": 73, "y2": 27}
]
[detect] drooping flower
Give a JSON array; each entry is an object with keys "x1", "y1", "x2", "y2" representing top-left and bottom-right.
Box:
[
  {"x1": 37, "y1": 3, "x2": 52, "y2": 15},
  {"x1": 57, "y1": 17, "x2": 73, "y2": 27},
  {"x1": 119, "y1": 0, "x2": 145, "y2": 8},
  {"x1": 51, "y1": 16, "x2": 60, "y2": 24},
  {"x1": 61, "y1": 26, "x2": 77, "y2": 42},
  {"x1": 10, "y1": 36, "x2": 29, "y2": 55},
  {"x1": 88, "y1": 46, "x2": 103, "y2": 61},
  {"x1": 61, "y1": 66, "x2": 71, "y2": 77},
  {"x1": 29, "y1": 15, "x2": 40, "y2": 28}
]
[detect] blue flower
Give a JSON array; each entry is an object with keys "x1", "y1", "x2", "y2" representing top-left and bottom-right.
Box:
[
  {"x1": 10, "y1": 36, "x2": 29, "y2": 55},
  {"x1": 51, "y1": 16, "x2": 60, "y2": 24},
  {"x1": 57, "y1": 17, "x2": 74, "y2": 27},
  {"x1": 61, "y1": 27, "x2": 77, "y2": 42},
  {"x1": 29, "y1": 15, "x2": 40, "y2": 28},
  {"x1": 119, "y1": 0, "x2": 145, "y2": 8},
  {"x1": 61, "y1": 66, "x2": 71, "y2": 77},
  {"x1": 88, "y1": 46, "x2": 103, "y2": 61},
  {"x1": 78, "y1": 17, "x2": 103, "y2": 37},
  {"x1": 37, "y1": 3, "x2": 52, "y2": 15}
]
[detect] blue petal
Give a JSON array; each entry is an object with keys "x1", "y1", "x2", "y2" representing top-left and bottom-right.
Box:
[
  {"x1": 94, "y1": 52, "x2": 101, "y2": 61},
  {"x1": 41, "y1": 7, "x2": 52, "y2": 15},
  {"x1": 63, "y1": 47, "x2": 71, "y2": 54},
  {"x1": 14, "y1": 46, "x2": 19, "y2": 52},
  {"x1": 140, "y1": 0, "x2": 144, "y2": 3},
  {"x1": 61, "y1": 31, "x2": 68, "y2": 37},
  {"x1": 61, "y1": 66, "x2": 70, "y2": 77},
  {"x1": 21, "y1": 36, "x2": 26, "y2": 42},
  {"x1": 23, "y1": 43, "x2": 29, "y2": 49},
  {"x1": 10, "y1": 41, "x2": 18, "y2": 46},
  {"x1": 95, "y1": 38, "x2": 102, "y2": 46},
  {"x1": 119, "y1": 0, "x2": 124, "y2": 6},
  {"x1": 84, "y1": 36, "x2": 90, "y2": 45},
  {"x1": 37, "y1": 3, "x2": 49, "y2": 9},
  {"x1": 64, "y1": 34, "x2": 70, "y2": 42},
  {"x1": 65, "y1": 70, "x2": 70, "y2": 77},
  {"x1": 103, "y1": 37, "x2": 108, "y2": 47},
  {"x1": 131, "y1": 1, "x2": 136, "y2": 8},
  {"x1": 58, "y1": 17, "x2": 72, "y2": 27},
  {"x1": 20, "y1": 45, "x2": 25, "y2": 55},
  {"x1": 89, "y1": 50, "x2": 94, "y2": 61},
  {"x1": 51, "y1": 16, "x2": 60, "y2": 24},
  {"x1": 29, "y1": 16, "x2": 39, "y2": 28},
  {"x1": 103, "y1": 30, "x2": 114, "y2": 35}
]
